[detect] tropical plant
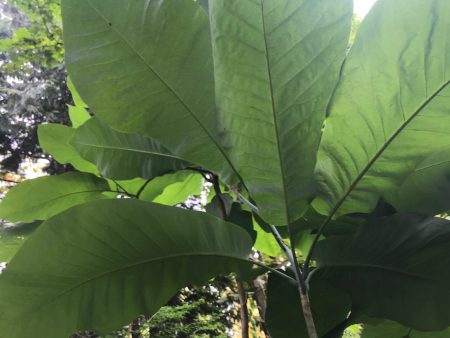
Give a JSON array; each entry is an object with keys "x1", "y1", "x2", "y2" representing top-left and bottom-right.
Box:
[{"x1": 0, "y1": 0, "x2": 449, "y2": 337}]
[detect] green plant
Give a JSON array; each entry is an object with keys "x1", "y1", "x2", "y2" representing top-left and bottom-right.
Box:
[{"x1": 0, "y1": 0, "x2": 450, "y2": 337}]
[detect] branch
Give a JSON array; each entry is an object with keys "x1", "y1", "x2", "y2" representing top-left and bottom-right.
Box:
[
  {"x1": 210, "y1": 174, "x2": 249, "y2": 338},
  {"x1": 136, "y1": 179, "x2": 152, "y2": 198},
  {"x1": 236, "y1": 279, "x2": 249, "y2": 338},
  {"x1": 0, "y1": 178, "x2": 20, "y2": 184},
  {"x1": 112, "y1": 180, "x2": 136, "y2": 198}
]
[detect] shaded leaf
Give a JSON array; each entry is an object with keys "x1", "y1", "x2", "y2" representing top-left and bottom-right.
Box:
[
  {"x1": 266, "y1": 271, "x2": 351, "y2": 338},
  {"x1": 0, "y1": 222, "x2": 40, "y2": 262},
  {"x1": 361, "y1": 320, "x2": 450, "y2": 338},
  {"x1": 386, "y1": 149, "x2": 450, "y2": 216},
  {"x1": 71, "y1": 118, "x2": 190, "y2": 180},
  {"x1": 314, "y1": 213, "x2": 450, "y2": 331},
  {"x1": 0, "y1": 172, "x2": 112, "y2": 222},
  {"x1": 38, "y1": 124, "x2": 98, "y2": 174},
  {"x1": 0, "y1": 199, "x2": 253, "y2": 337}
]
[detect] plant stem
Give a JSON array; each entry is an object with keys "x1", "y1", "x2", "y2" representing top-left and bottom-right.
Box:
[
  {"x1": 289, "y1": 234, "x2": 319, "y2": 338},
  {"x1": 0, "y1": 178, "x2": 20, "y2": 184},
  {"x1": 130, "y1": 318, "x2": 141, "y2": 338},
  {"x1": 237, "y1": 278, "x2": 249, "y2": 338},
  {"x1": 136, "y1": 178, "x2": 152, "y2": 198},
  {"x1": 210, "y1": 174, "x2": 250, "y2": 338},
  {"x1": 300, "y1": 290, "x2": 318, "y2": 338}
]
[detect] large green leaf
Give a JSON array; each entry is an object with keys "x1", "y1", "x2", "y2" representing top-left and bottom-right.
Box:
[
  {"x1": 0, "y1": 172, "x2": 112, "y2": 222},
  {"x1": 314, "y1": 0, "x2": 450, "y2": 217},
  {"x1": 209, "y1": 0, "x2": 353, "y2": 225},
  {"x1": 266, "y1": 271, "x2": 351, "y2": 338},
  {"x1": 0, "y1": 199, "x2": 253, "y2": 337},
  {"x1": 361, "y1": 320, "x2": 450, "y2": 338},
  {"x1": 71, "y1": 118, "x2": 190, "y2": 180},
  {"x1": 313, "y1": 213, "x2": 450, "y2": 331},
  {"x1": 62, "y1": 0, "x2": 238, "y2": 183},
  {"x1": 38, "y1": 124, "x2": 98, "y2": 174}
]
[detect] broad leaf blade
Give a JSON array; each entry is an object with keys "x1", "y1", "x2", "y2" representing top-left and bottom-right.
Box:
[
  {"x1": 209, "y1": 0, "x2": 353, "y2": 225},
  {"x1": 314, "y1": 0, "x2": 450, "y2": 217},
  {"x1": 0, "y1": 199, "x2": 253, "y2": 337},
  {"x1": 314, "y1": 213, "x2": 450, "y2": 331},
  {"x1": 38, "y1": 124, "x2": 98, "y2": 174},
  {"x1": 62, "y1": 0, "x2": 238, "y2": 183},
  {"x1": 71, "y1": 118, "x2": 190, "y2": 180},
  {"x1": 0, "y1": 172, "x2": 111, "y2": 222}
]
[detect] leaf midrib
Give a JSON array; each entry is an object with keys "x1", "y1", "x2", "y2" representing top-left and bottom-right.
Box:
[
  {"x1": 73, "y1": 141, "x2": 186, "y2": 162},
  {"x1": 259, "y1": 0, "x2": 290, "y2": 225},
  {"x1": 86, "y1": 0, "x2": 242, "y2": 182}
]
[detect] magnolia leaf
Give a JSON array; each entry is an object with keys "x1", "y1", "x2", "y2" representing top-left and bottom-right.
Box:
[
  {"x1": 314, "y1": 0, "x2": 450, "y2": 217},
  {"x1": 62, "y1": 0, "x2": 238, "y2": 183},
  {"x1": 140, "y1": 172, "x2": 203, "y2": 205},
  {"x1": 68, "y1": 105, "x2": 90, "y2": 128},
  {"x1": 71, "y1": 118, "x2": 190, "y2": 180},
  {"x1": 38, "y1": 124, "x2": 98, "y2": 174},
  {"x1": 0, "y1": 172, "x2": 112, "y2": 222},
  {"x1": 0, "y1": 199, "x2": 253, "y2": 337},
  {"x1": 314, "y1": 213, "x2": 450, "y2": 331},
  {"x1": 209, "y1": 0, "x2": 353, "y2": 225}
]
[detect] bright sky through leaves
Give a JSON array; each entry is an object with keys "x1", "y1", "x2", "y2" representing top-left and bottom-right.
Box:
[{"x1": 354, "y1": 0, "x2": 378, "y2": 18}]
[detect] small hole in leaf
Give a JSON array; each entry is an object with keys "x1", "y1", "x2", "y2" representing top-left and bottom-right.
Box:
[{"x1": 108, "y1": 22, "x2": 112, "y2": 27}]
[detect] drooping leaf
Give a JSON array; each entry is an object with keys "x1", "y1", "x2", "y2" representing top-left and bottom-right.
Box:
[
  {"x1": 67, "y1": 76, "x2": 88, "y2": 108},
  {"x1": 140, "y1": 171, "x2": 204, "y2": 205},
  {"x1": 0, "y1": 199, "x2": 253, "y2": 337},
  {"x1": 62, "y1": 0, "x2": 238, "y2": 183},
  {"x1": 0, "y1": 222, "x2": 40, "y2": 262},
  {"x1": 266, "y1": 271, "x2": 351, "y2": 338},
  {"x1": 71, "y1": 118, "x2": 190, "y2": 180},
  {"x1": 68, "y1": 104, "x2": 90, "y2": 128},
  {"x1": 208, "y1": 0, "x2": 353, "y2": 225},
  {"x1": 314, "y1": 213, "x2": 450, "y2": 331},
  {"x1": 361, "y1": 320, "x2": 450, "y2": 338},
  {"x1": 314, "y1": 0, "x2": 450, "y2": 217},
  {"x1": 205, "y1": 193, "x2": 234, "y2": 218},
  {"x1": 253, "y1": 219, "x2": 282, "y2": 257},
  {"x1": 0, "y1": 172, "x2": 112, "y2": 222},
  {"x1": 385, "y1": 149, "x2": 450, "y2": 216},
  {"x1": 228, "y1": 203, "x2": 257, "y2": 243},
  {"x1": 38, "y1": 124, "x2": 98, "y2": 174}
]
